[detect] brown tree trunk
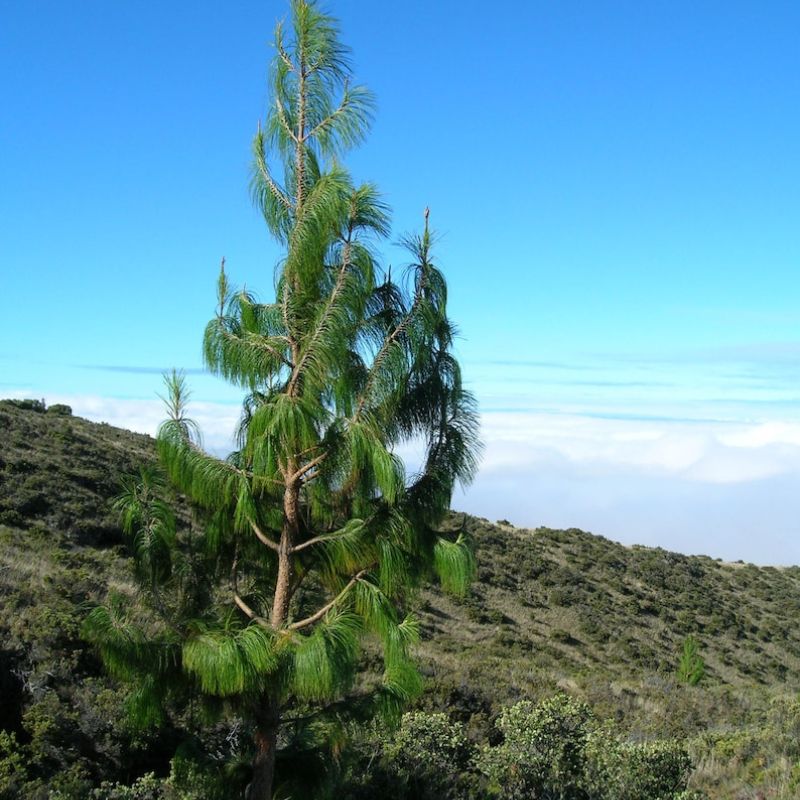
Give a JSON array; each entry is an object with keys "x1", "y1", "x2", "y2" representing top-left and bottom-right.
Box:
[
  {"x1": 271, "y1": 536, "x2": 294, "y2": 628},
  {"x1": 249, "y1": 474, "x2": 299, "y2": 796},
  {"x1": 246, "y1": 696, "x2": 280, "y2": 800},
  {"x1": 271, "y1": 475, "x2": 299, "y2": 628}
]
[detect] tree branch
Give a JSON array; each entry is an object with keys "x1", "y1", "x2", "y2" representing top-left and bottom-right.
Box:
[
  {"x1": 277, "y1": 39, "x2": 294, "y2": 72},
  {"x1": 353, "y1": 267, "x2": 428, "y2": 420},
  {"x1": 232, "y1": 550, "x2": 271, "y2": 629},
  {"x1": 290, "y1": 525, "x2": 348, "y2": 554},
  {"x1": 304, "y1": 89, "x2": 350, "y2": 142},
  {"x1": 275, "y1": 98, "x2": 299, "y2": 143},
  {"x1": 217, "y1": 324, "x2": 294, "y2": 370},
  {"x1": 254, "y1": 146, "x2": 294, "y2": 213},
  {"x1": 281, "y1": 281, "x2": 294, "y2": 355},
  {"x1": 287, "y1": 569, "x2": 368, "y2": 630},
  {"x1": 286, "y1": 239, "x2": 352, "y2": 394},
  {"x1": 289, "y1": 451, "x2": 327, "y2": 483},
  {"x1": 251, "y1": 520, "x2": 281, "y2": 552},
  {"x1": 353, "y1": 314, "x2": 411, "y2": 420}
]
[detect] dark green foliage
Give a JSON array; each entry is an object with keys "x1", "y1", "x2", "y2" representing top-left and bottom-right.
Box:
[
  {"x1": 3, "y1": 398, "x2": 46, "y2": 412},
  {"x1": 381, "y1": 711, "x2": 478, "y2": 799},
  {"x1": 476, "y1": 696, "x2": 693, "y2": 799},
  {"x1": 585, "y1": 734, "x2": 693, "y2": 799},
  {"x1": 0, "y1": 732, "x2": 27, "y2": 799}
]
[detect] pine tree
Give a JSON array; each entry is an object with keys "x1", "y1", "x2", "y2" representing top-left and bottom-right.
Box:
[
  {"x1": 84, "y1": 2, "x2": 480, "y2": 797},
  {"x1": 677, "y1": 635, "x2": 705, "y2": 686}
]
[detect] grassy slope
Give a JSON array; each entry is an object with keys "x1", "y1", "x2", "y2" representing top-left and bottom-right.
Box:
[
  {"x1": 2, "y1": 399, "x2": 799, "y2": 792},
  {"x1": 416, "y1": 517, "x2": 800, "y2": 739}
]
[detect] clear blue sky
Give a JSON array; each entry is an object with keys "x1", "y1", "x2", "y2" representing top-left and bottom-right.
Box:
[{"x1": 3, "y1": 1, "x2": 800, "y2": 562}]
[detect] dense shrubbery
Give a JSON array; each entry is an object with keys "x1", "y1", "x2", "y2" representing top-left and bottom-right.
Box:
[{"x1": 341, "y1": 697, "x2": 697, "y2": 799}]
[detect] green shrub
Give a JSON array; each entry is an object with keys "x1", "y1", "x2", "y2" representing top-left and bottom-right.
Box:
[
  {"x1": 383, "y1": 711, "x2": 477, "y2": 799},
  {"x1": 0, "y1": 731, "x2": 28, "y2": 799},
  {"x1": 477, "y1": 695, "x2": 594, "y2": 799},
  {"x1": 477, "y1": 696, "x2": 695, "y2": 800},
  {"x1": 91, "y1": 773, "x2": 163, "y2": 800},
  {"x1": 585, "y1": 731, "x2": 693, "y2": 799},
  {"x1": 3, "y1": 399, "x2": 46, "y2": 413}
]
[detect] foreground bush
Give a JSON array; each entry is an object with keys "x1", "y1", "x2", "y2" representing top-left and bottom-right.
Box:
[
  {"x1": 343, "y1": 696, "x2": 699, "y2": 800},
  {"x1": 585, "y1": 733, "x2": 692, "y2": 799},
  {"x1": 478, "y1": 696, "x2": 595, "y2": 799},
  {"x1": 478, "y1": 697, "x2": 695, "y2": 799}
]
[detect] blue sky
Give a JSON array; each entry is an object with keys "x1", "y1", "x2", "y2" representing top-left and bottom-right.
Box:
[{"x1": 3, "y1": 1, "x2": 800, "y2": 563}]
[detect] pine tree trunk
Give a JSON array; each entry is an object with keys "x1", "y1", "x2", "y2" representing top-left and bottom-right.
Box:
[
  {"x1": 249, "y1": 476, "x2": 299, "y2": 797},
  {"x1": 271, "y1": 539, "x2": 293, "y2": 628},
  {"x1": 246, "y1": 696, "x2": 280, "y2": 800},
  {"x1": 272, "y1": 475, "x2": 299, "y2": 628}
]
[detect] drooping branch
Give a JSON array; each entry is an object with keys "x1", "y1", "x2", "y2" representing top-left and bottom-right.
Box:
[
  {"x1": 295, "y1": 47, "x2": 307, "y2": 211},
  {"x1": 215, "y1": 325, "x2": 295, "y2": 371},
  {"x1": 275, "y1": 98, "x2": 299, "y2": 144},
  {"x1": 353, "y1": 300, "x2": 416, "y2": 421},
  {"x1": 304, "y1": 86, "x2": 353, "y2": 142},
  {"x1": 353, "y1": 221, "x2": 431, "y2": 420},
  {"x1": 275, "y1": 24, "x2": 294, "y2": 72},
  {"x1": 290, "y1": 526, "x2": 346, "y2": 554}
]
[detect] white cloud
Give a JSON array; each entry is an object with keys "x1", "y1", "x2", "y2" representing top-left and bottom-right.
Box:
[
  {"x1": 5, "y1": 390, "x2": 240, "y2": 453},
  {"x1": 478, "y1": 412, "x2": 800, "y2": 485},
  {"x1": 456, "y1": 410, "x2": 800, "y2": 564},
  {"x1": 719, "y1": 421, "x2": 800, "y2": 449},
  {"x1": 15, "y1": 393, "x2": 800, "y2": 486}
]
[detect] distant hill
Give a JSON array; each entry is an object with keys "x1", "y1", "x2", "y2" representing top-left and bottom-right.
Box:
[{"x1": 1, "y1": 398, "x2": 799, "y2": 797}]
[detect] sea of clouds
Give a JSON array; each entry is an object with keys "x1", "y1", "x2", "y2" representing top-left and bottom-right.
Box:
[{"x1": 10, "y1": 390, "x2": 799, "y2": 565}]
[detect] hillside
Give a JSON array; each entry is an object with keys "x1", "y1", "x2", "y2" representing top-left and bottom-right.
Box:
[
  {"x1": 417, "y1": 519, "x2": 800, "y2": 733},
  {"x1": 2, "y1": 398, "x2": 799, "y2": 797}
]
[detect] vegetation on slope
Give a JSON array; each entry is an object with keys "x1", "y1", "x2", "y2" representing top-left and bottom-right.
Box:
[
  {"x1": 417, "y1": 516, "x2": 800, "y2": 730},
  {"x1": 1, "y1": 400, "x2": 799, "y2": 797}
]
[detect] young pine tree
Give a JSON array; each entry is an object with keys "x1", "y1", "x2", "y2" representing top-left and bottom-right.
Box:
[
  {"x1": 677, "y1": 635, "x2": 705, "y2": 686},
  {"x1": 85, "y1": 2, "x2": 480, "y2": 798}
]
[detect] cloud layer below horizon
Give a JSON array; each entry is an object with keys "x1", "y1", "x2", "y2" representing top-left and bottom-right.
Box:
[{"x1": 9, "y1": 389, "x2": 799, "y2": 566}]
